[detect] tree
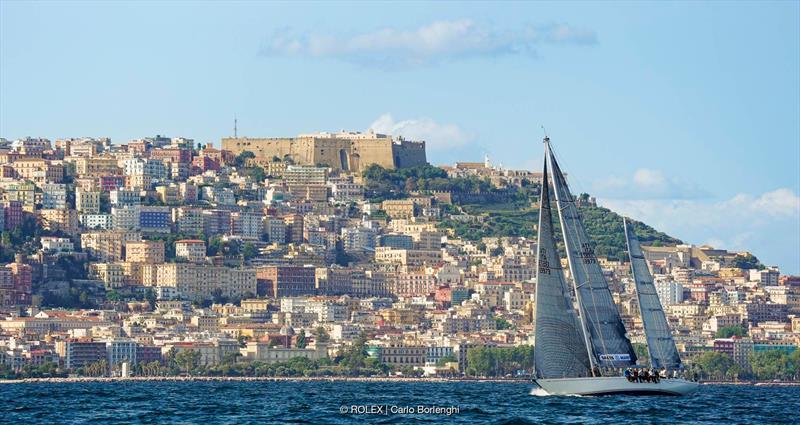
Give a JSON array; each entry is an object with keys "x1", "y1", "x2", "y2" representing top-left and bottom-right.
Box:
[
  {"x1": 221, "y1": 351, "x2": 242, "y2": 366},
  {"x1": 436, "y1": 355, "x2": 458, "y2": 367},
  {"x1": 106, "y1": 290, "x2": 123, "y2": 302},
  {"x1": 633, "y1": 343, "x2": 650, "y2": 365},
  {"x1": 241, "y1": 242, "x2": 258, "y2": 261},
  {"x1": 144, "y1": 288, "x2": 157, "y2": 310},
  {"x1": 235, "y1": 151, "x2": 255, "y2": 168},
  {"x1": 490, "y1": 246, "x2": 505, "y2": 257},
  {"x1": 175, "y1": 349, "x2": 201, "y2": 375},
  {"x1": 692, "y1": 351, "x2": 733, "y2": 380},
  {"x1": 715, "y1": 325, "x2": 746, "y2": 338},
  {"x1": 338, "y1": 334, "x2": 369, "y2": 371},
  {"x1": 83, "y1": 359, "x2": 109, "y2": 377},
  {"x1": 726, "y1": 363, "x2": 744, "y2": 381},
  {"x1": 312, "y1": 327, "x2": 330, "y2": 343},
  {"x1": 733, "y1": 253, "x2": 763, "y2": 270},
  {"x1": 210, "y1": 288, "x2": 228, "y2": 305},
  {"x1": 494, "y1": 318, "x2": 513, "y2": 330},
  {"x1": 749, "y1": 350, "x2": 795, "y2": 381}
]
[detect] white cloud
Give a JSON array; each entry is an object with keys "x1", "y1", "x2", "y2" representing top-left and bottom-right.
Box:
[
  {"x1": 260, "y1": 20, "x2": 596, "y2": 68},
  {"x1": 368, "y1": 113, "x2": 474, "y2": 150},
  {"x1": 600, "y1": 188, "x2": 800, "y2": 273},
  {"x1": 728, "y1": 188, "x2": 800, "y2": 217},
  {"x1": 593, "y1": 168, "x2": 708, "y2": 200}
]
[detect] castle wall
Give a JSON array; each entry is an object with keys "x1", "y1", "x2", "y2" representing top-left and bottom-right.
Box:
[
  {"x1": 351, "y1": 139, "x2": 396, "y2": 171},
  {"x1": 392, "y1": 140, "x2": 427, "y2": 168},
  {"x1": 223, "y1": 137, "x2": 322, "y2": 165},
  {"x1": 222, "y1": 136, "x2": 427, "y2": 172}
]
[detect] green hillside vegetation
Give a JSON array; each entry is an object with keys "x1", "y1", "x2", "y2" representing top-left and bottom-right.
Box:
[
  {"x1": 441, "y1": 202, "x2": 680, "y2": 261},
  {"x1": 363, "y1": 164, "x2": 682, "y2": 261}
]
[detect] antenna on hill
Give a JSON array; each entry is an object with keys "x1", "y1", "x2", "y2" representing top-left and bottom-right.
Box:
[{"x1": 234, "y1": 115, "x2": 238, "y2": 138}]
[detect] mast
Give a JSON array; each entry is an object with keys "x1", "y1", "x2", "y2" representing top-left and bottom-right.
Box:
[
  {"x1": 533, "y1": 140, "x2": 592, "y2": 379},
  {"x1": 546, "y1": 138, "x2": 637, "y2": 370}
]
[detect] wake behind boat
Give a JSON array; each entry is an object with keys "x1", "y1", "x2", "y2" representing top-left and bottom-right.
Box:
[{"x1": 530, "y1": 136, "x2": 698, "y2": 397}]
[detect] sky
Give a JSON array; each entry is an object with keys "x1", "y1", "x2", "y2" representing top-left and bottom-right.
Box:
[{"x1": 1, "y1": 1, "x2": 798, "y2": 273}]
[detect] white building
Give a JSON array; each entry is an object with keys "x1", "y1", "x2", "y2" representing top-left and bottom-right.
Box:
[
  {"x1": 41, "y1": 237, "x2": 74, "y2": 253},
  {"x1": 80, "y1": 214, "x2": 113, "y2": 230},
  {"x1": 655, "y1": 279, "x2": 684, "y2": 306},
  {"x1": 42, "y1": 184, "x2": 67, "y2": 209},
  {"x1": 112, "y1": 206, "x2": 141, "y2": 230},
  {"x1": 749, "y1": 268, "x2": 780, "y2": 286},
  {"x1": 106, "y1": 339, "x2": 137, "y2": 369},
  {"x1": 341, "y1": 226, "x2": 376, "y2": 253},
  {"x1": 264, "y1": 217, "x2": 286, "y2": 244},
  {"x1": 306, "y1": 300, "x2": 349, "y2": 322},
  {"x1": 230, "y1": 212, "x2": 264, "y2": 240},
  {"x1": 175, "y1": 240, "x2": 206, "y2": 263},
  {"x1": 110, "y1": 189, "x2": 141, "y2": 207}
]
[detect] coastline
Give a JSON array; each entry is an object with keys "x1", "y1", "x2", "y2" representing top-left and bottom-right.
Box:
[
  {"x1": 0, "y1": 376, "x2": 530, "y2": 385},
  {"x1": 2, "y1": 376, "x2": 798, "y2": 386}
]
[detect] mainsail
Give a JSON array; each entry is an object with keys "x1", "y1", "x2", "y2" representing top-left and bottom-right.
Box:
[
  {"x1": 545, "y1": 139, "x2": 637, "y2": 369},
  {"x1": 624, "y1": 218, "x2": 682, "y2": 370},
  {"x1": 534, "y1": 160, "x2": 592, "y2": 379}
]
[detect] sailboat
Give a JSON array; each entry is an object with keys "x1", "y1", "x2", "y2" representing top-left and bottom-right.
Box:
[{"x1": 531, "y1": 137, "x2": 699, "y2": 396}]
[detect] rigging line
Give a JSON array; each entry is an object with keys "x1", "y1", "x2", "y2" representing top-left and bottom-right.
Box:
[{"x1": 546, "y1": 135, "x2": 593, "y2": 202}]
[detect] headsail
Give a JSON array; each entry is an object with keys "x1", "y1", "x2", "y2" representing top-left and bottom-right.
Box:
[
  {"x1": 624, "y1": 218, "x2": 682, "y2": 369},
  {"x1": 546, "y1": 140, "x2": 637, "y2": 369},
  {"x1": 534, "y1": 159, "x2": 592, "y2": 379}
]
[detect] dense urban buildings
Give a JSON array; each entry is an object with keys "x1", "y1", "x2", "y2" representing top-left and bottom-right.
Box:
[{"x1": 0, "y1": 133, "x2": 797, "y2": 380}]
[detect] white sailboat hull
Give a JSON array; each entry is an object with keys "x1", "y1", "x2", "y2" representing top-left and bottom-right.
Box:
[{"x1": 533, "y1": 376, "x2": 699, "y2": 396}]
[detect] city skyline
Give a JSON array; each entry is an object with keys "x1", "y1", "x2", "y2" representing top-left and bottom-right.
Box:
[{"x1": 1, "y1": 1, "x2": 798, "y2": 272}]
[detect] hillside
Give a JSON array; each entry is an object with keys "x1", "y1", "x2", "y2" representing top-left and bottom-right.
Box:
[
  {"x1": 439, "y1": 202, "x2": 681, "y2": 261},
  {"x1": 363, "y1": 164, "x2": 682, "y2": 261}
]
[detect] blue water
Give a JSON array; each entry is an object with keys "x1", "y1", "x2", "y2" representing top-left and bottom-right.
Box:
[{"x1": 1, "y1": 381, "x2": 796, "y2": 424}]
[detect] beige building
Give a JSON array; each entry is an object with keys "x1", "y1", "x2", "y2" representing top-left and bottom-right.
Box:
[
  {"x1": 378, "y1": 342, "x2": 426, "y2": 368},
  {"x1": 72, "y1": 157, "x2": 120, "y2": 177},
  {"x1": 39, "y1": 209, "x2": 79, "y2": 234},
  {"x1": 142, "y1": 263, "x2": 257, "y2": 301},
  {"x1": 374, "y1": 247, "x2": 442, "y2": 268},
  {"x1": 125, "y1": 240, "x2": 165, "y2": 264},
  {"x1": 155, "y1": 185, "x2": 181, "y2": 205},
  {"x1": 381, "y1": 199, "x2": 417, "y2": 219},
  {"x1": 76, "y1": 189, "x2": 101, "y2": 214},
  {"x1": 81, "y1": 231, "x2": 142, "y2": 262},
  {"x1": 240, "y1": 342, "x2": 328, "y2": 363},
  {"x1": 89, "y1": 263, "x2": 126, "y2": 289},
  {"x1": 11, "y1": 159, "x2": 64, "y2": 183}
]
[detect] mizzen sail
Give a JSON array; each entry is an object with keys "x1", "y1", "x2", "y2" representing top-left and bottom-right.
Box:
[
  {"x1": 624, "y1": 218, "x2": 682, "y2": 370},
  {"x1": 546, "y1": 140, "x2": 637, "y2": 369},
  {"x1": 534, "y1": 159, "x2": 592, "y2": 379}
]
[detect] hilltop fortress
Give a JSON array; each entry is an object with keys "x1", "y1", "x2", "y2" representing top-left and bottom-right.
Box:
[{"x1": 221, "y1": 130, "x2": 427, "y2": 172}]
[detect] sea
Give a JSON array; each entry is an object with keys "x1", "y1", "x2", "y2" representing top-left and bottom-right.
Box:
[{"x1": 1, "y1": 381, "x2": 796, "y2": 424}]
